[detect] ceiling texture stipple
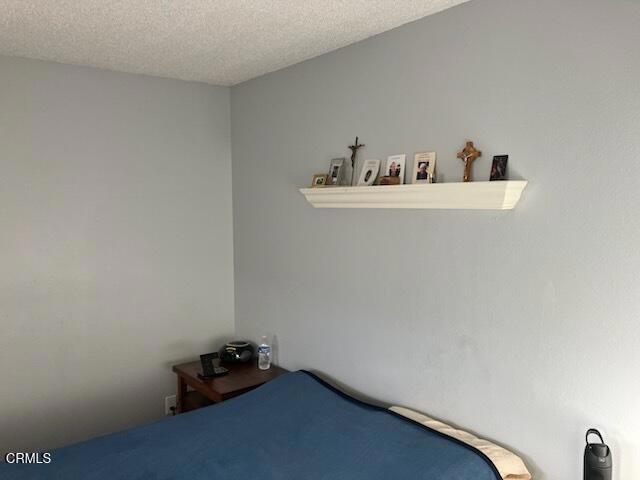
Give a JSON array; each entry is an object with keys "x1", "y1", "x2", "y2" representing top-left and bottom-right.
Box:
[{"x1": 0, "y1": 0, "x2": 469, "y2": 86}]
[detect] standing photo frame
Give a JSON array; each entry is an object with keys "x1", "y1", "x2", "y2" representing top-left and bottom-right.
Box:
[
  {"x1": 356, "y1": 159, "x2": 381, "y2": 186},
  {"x1": 412, "y1": 152, "x2": 436, "y2": 184},
  {"x1": 328, "y1": 157, "x2": 345, "y2": 185},
  {"x1": 311, "y1": 174, "x2": 328, "y2": 187},
  {"x1": 384, "y1": 154, "x2": 406, "y2": 184},
  {"x1": 490, "y1": 155, "x2": 509, "y2": 181}
]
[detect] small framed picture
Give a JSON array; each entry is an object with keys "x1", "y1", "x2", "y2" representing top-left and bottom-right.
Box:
[
  {"x1": 384, "y1": 154, "x2": 406, "y2": 184},
  {"x1": 198, "y1": 351, "x2": 228, "y2": 378},
  {"x1": 199, "y1": 352, "x2": 219, "y2": 377},
  {"x1": 490, "y1": 155, "x2": 508, "y2": 181},
  {"x1": 356, "y1": 159, "x2": 381, "y2": 186},
  {"x1": 311, "y1": 174, "x2": 328, "y2": 187},
  {"x1": 412, "y1": 152, "x2": 436, "y2": 184},
  {"x1": 327, "y1": 157, "x2": 345, "y2": 185}
]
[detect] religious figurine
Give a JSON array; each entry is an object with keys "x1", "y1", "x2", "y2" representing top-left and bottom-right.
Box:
[
  {"x1": 348, "y1": 136, "x2": 365, "y2": 185},
  {"x1": 456, "y1": 141, "x2": 482, "y2": 182}
]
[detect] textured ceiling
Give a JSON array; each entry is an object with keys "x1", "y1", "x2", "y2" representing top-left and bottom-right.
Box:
[{"x1": 0, "y1": 0, "x2": 469, "y2": 86}]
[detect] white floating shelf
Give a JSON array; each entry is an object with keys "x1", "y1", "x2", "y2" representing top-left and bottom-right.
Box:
[{"x1": 299, "y1": 181, "x2": 527, "y2": 210}]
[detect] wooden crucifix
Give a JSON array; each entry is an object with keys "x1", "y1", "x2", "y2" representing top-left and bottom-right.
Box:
[
  {"x1": 457, "y1": 141, "x2": 482, "y2": 182},
  {"x1": 348, "y1": 136, "x2": 365, "y2": 185}
]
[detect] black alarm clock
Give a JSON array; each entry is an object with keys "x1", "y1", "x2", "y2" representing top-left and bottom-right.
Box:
[{"x1": 220, "y1": 341, "x2": 254, "y2": 363}]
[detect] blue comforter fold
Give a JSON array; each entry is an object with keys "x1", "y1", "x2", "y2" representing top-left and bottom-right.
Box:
[{"x1": 0, "y1": 371, "x2": 501, "y2": 479}]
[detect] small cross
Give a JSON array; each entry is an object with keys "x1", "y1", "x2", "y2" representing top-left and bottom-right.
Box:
[
  {"x1": 348, "y1": 136, "x2": 365, "y2": 170},
  {"x1": 457, "y1": 141, "x2": 482, "y2": 182}
]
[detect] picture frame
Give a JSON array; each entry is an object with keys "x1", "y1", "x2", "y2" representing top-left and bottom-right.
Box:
[
  {"x1": 311, "y1": 174, "x2": 328, "y2": 187},
  {"x1": 199, "y1": 352, "x2": 219, "y2": 377},
  {"x1": 327, "y1": 157, "x2": 345, "y2": 185},
  {"x1": 412, "y1": 152, "x2": 436, "y2": 184},
  {"x1": 490, "y1": 155, "x2": 508, "y2": 181},
  {"x1": 356, "y1": 159, "x2": 380, "y2": 186},
  {"x1": 384, "y1": 154, "x2": 406, "y2": 184},
  {"x1": 198, "y1": 351, "x2": 228, "y2": 378}
]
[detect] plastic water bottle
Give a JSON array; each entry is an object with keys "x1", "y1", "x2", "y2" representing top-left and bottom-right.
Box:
[{"x1": 258, "y1": 336, "x2": 271, "y2": 370}]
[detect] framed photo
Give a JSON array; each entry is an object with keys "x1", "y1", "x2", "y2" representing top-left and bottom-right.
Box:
[
  {"x1": 328, "y1": 157, "x2": 345, "y2": 185},
  {"x1": 490, "y1": 155, "x2": 508, "y2": 181},
  {"x1": 199, "y1": 352, "x2": 219, "y2": 377},
  {"x1": 198, "y1": 351, "x2": 228, "y2": 378},
  {"x1": 356, "y1": 159, "x2": 380, "y2": 186},
  {"x1": 384, "y1": 154, "x2": 406, "y2": 184},
  {"x1": 412, "y1": 152, "x2": 436, "y2": 184},
  {"x1": 311, "y1": 174, "x2": 328, "y2": 187}
]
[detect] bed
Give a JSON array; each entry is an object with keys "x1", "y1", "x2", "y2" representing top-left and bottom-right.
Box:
[{"x1": 0, "y1": 371, "x2": 528, "y2": 479}]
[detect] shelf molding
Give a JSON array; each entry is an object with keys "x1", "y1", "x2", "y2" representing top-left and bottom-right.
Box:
[{"x1": 299, "y1": 181, "x2": 527, "y2": 210}]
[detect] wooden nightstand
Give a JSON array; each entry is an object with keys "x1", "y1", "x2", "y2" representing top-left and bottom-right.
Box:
[{"x1": 172, "y1": 360, "x2": 288, "y2": 413}]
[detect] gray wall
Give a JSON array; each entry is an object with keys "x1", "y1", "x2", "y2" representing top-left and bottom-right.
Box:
[
  {"x1": 0, "y1": 56, "x2": 235, "y2": 453},
  {"x1": 231, "y1": 0, "x2": 640, "y2": 478}
]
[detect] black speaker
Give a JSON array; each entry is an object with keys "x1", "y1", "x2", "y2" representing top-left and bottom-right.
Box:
[{"x1": 584, "y1": 429, "x2": 612, "y2": 480}]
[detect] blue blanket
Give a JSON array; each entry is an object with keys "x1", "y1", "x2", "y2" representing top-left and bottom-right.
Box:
[{"x1": 0, "y1": 371, "x2": 501, "y2": 479}]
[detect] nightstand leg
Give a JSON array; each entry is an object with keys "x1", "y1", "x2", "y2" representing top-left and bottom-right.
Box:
[{"x1": 176, "y1": 375, "x2": 187, "y2": 414}]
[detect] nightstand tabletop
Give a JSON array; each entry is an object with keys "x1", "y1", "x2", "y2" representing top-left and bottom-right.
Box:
[{"x1": 172, "y1": 360, "x2": 288, "y2": 411}]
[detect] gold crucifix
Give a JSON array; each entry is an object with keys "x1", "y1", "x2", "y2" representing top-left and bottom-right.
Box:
[{"x1": 457, "y1": 141, "x2": 482, "y2": 182}]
